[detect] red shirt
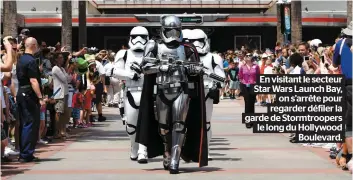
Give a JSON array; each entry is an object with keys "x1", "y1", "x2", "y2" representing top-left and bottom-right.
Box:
[{"x1": 72, "y1": 93, "x2": 83, "y2": 108}]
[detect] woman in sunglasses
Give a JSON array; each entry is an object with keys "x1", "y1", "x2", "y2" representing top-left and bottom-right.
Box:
[{"x1": 238, "y1": 52, "x2": 260, "y2": 128}]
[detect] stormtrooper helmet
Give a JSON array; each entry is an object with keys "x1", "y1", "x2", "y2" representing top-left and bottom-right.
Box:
[
  {"x1": 160, "y1": 15, "x2": 183, "y2": 44},
  {"x1": 182, "y1": 29, "x2": 192, "y2": 42},
  {"x1": 128, "y1": 26, "x2": 149, "y2": 51},
  {"x1": 189, "y1": 29, "x2": 209, "y2": 55}
]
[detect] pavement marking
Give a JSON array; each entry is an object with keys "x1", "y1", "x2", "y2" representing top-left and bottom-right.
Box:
[{"x1": 20, "y1": 168, "x2": 344, "y2": 175}]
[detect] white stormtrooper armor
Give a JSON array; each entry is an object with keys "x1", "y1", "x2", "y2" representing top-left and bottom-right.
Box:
[
  {"x1": 188, "y1": 29, "x2": 225, "y2": 160},
  {"x1": 182, "y1": 29, "x2": 192, "y2": 42},
  {"x1": 112, "y1": 26, "x2": 149, "y2": 163}
]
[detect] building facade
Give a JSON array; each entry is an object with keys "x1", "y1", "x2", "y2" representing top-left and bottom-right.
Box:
[{"x1": 5, "y1": 0, "x2": 348, "y2": 51}]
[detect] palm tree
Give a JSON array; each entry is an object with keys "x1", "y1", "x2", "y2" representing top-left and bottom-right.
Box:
[
  {"x1": 276, "y1": 4, "x2": 284, "y2": 44},
  {"x1": 291, "y1": 0, "x2": 302, "y2": 46},
  {"x1": 78, "y1": 0, "x2": 87, "y2": 49},
  {"x1": 3, "y1": 0, "x2": 18, "y2": 38},
  {"x1": 348, "y1": 0, "x2": 352, "y2": 25},
  {"x1": 61, "y1": 0, "x2": 72, "y2": 52}
]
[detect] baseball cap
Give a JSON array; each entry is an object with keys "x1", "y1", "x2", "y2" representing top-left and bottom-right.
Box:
[{"x1": 20, "y1": 29, "x2": 30, "y2": 36}]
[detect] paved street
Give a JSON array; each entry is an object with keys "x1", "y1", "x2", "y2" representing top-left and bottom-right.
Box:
[{"x1": 2, "y1": 98, "x2": 351, "y2": 180}]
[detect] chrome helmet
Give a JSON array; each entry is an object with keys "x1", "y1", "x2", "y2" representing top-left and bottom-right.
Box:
[
  {"x1": 128, "y1": 26, "x2": 149, "y2": 51},
  {"x1": 160, "y1": 15, "x2": 183, "y2": 44}
]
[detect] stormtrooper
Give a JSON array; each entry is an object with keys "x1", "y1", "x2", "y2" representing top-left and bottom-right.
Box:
[
  {"x1": 182, "y1": 29, "x2": 192, "y2": 42},
  {"x1": 186, "y1": 29, "x2": 225, "y2": 160},
  {"x1": 112, "y1": 26, "x2": 149, "y2": 163},
  {"x1": 135, "y1": 15, "x2": 226, "y2": 174}
]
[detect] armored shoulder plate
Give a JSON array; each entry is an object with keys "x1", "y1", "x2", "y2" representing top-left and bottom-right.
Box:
[
  {"x1": 114, "y1": 49, "x2": 128, "y2": 63},
  {"x1": 143, "y1": 40, "x2": 158, "y2": 57},
  {"x1": 212, "y1": 53, "x2": 223, "y2": 68}
]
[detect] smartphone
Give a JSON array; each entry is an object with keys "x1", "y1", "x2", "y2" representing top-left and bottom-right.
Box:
[
  {"x1": 320, "y1": 56, "x2": 325, "y2": 63},
  {"x1": 304, "y1": 56, "x2": 310, "y2": 61}
]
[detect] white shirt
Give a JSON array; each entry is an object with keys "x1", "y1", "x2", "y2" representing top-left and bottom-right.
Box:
[
  {"x1": 11, "y1": 64, "x2": 18, "y2": 94},
  {"x1": 104, "y1": 62, "x2": 114, "y2": 77},
  {"x1": 264, "y1": 65, "x2": 273, "y2": 74},
  {"x1": 52, "y1": 66, "x2": 70, "y2": 99},
  {"x1": 95, "y1": 60, "x2": 105, "y2": 76},
  {"x1": 289, "y1": 66, "x2": 302, "y2": 74}
]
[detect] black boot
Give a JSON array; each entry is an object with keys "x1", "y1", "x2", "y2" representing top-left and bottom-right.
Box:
[{"x1": 169, "y1": 163, "x2": 179, "y2": 174}]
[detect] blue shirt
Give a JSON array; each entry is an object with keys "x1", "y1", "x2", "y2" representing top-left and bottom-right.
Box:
[
  {"x1": 223, "y1": 60, "x2": 229, "y2": 68},
  {"x1": 16, "y1": 53, "x2": 41, "y2": 87},
  {"x1": 333, "y1": 38, "x2": 352, "y2": 79}
]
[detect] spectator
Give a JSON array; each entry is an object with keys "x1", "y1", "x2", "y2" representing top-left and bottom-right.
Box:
[
  {"x1": 104, "y1": 54, "x2": 120, "y2": 107},
  {"x1": 298, "y1": 42, "x2": 317, "y2": 74},
  {"x1": 288, "y1": 53, "x2": 306, "y2": 75},
  {"x1": 52, "y1": 52, "x2": 70, "y2": 139},
  {"x1": 86, "y1": 54, "x2": 106, "y2": 122},
  {"x1": 238, "y1": 53, "x2": 259, "y2": 129},
  {"x1": 41, "y1": 48, "x2": 52, "y2": 77},
  {"x1": 332, "y1": 21, "x2": 353, "y2": 170},
  {"x1": 16, "y1": 37, "x2": 45, "y2": 162},
  {"x1": 228, "y1": 61, "x2": 240, "y2": 99},
  {"x1": 3, "y1": 37, "x2": 20, "y2": 153},
  {"x1": 1, "y1": 37, "x2": 15, "y2": 72}
]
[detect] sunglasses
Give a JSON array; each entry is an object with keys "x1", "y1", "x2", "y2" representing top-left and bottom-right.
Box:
[{"x1": 245, "y1": 54, "x2": 252, "y2": 57}]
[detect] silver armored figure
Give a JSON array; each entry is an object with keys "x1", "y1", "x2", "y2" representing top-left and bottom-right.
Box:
[{"x1": 138, "y1": 15, "x2": 209, "y2": 174}]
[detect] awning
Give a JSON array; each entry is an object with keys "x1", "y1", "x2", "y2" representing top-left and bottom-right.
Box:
[{"x1": 22, "y1": 13, "x2": 347, "y2": 27}]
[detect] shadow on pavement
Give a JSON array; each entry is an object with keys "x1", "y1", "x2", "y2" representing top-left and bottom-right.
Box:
[
  {"x1": 210, "y1": 147, "x2": 235, "y2": 151},
  {"x1": 209, "y1": 152, "x2": 226, "y2": 156},
  {"x1": 144, "y1": 167, "x2": 223, "y2": 174},
  {"x1": 210, "y1": 143, "x2": 231, "y2": 146},
  {"x1": 210, "y1": 157, "x2": 242, "y2": 161}
]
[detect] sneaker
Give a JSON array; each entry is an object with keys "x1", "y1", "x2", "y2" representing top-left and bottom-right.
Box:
[
  {"x1": 220, "y1": 96, "x2": 224, "y2": 100},
  {"x1": 5, "y1": 147, "x2": 19, "y2": 156},
  {"x1": 38, "y1": 139, "x2": 48, "y2": 145}
]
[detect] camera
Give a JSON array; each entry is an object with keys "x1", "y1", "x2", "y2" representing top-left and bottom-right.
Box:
[{"x1": 303, "y1": 56, "x2": 310, "y2": 61}]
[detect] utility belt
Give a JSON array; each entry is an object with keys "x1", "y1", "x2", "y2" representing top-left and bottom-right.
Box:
[
  {"x1": 126, "y1": 86, "x2": 143, "y2": 91},
  {"x1": 18, "y1": 85, "x2": 37, "y2": 100}
]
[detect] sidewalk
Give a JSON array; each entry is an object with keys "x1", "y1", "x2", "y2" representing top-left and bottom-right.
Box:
[{"x1": 1, "y1": 99, "x2": 351, "y2": 180}]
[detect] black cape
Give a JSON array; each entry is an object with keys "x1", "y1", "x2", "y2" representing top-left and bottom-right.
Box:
[{"x1": 135, "y1": 44, "x2": 208, "y2": 167}]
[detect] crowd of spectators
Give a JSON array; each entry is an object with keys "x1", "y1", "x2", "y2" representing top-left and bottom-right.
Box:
[
  {"x1": 0, "y1": 29, "x2": 122, "y2": 164},
  {"x1": 216, "y1": 21, "x2": 352, "y2": 173}
]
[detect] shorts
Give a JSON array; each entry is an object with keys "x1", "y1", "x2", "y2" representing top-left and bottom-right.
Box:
[
  {"x1": 94, "y1": 82, "x2": 104, "y2": 104},
  {"x1": 72, "y1": 108, "x2": 81, "y2": 120},
  {"x1": 55, "y1": 95, "x2": 68, "y2": 113},
  {"x1": 229, "y1": 80, "x2": 240, "y2": 90},
  {"x1": 40, "y1": 111, "x2": 45, "y2": 121}
]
